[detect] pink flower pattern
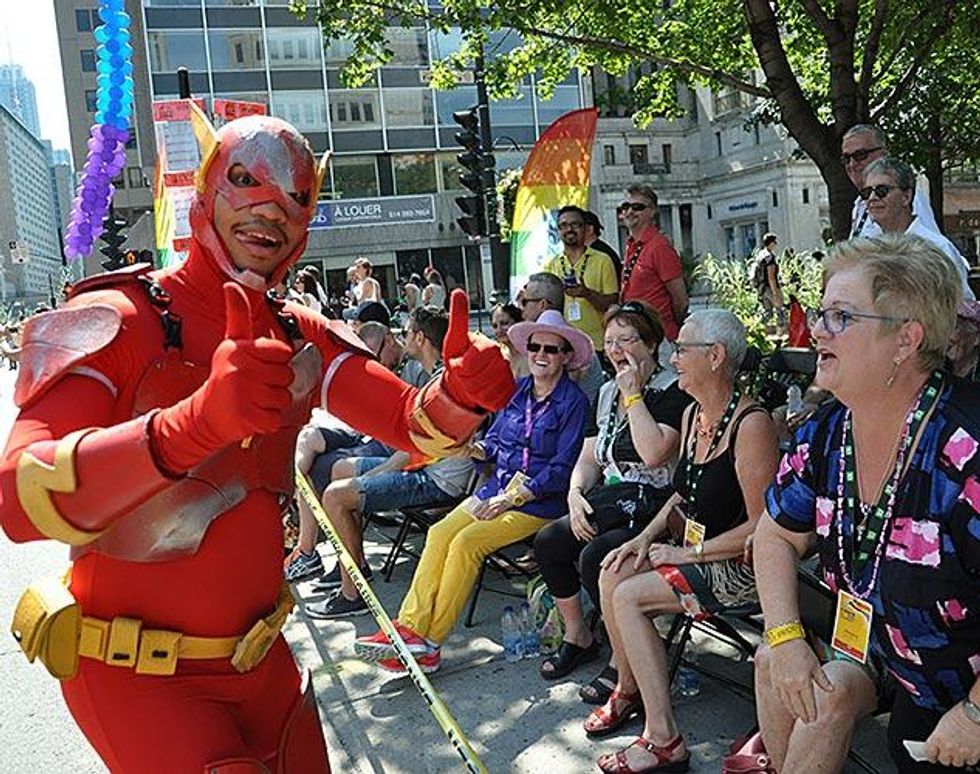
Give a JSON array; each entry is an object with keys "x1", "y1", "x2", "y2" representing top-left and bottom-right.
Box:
[
  {"x1": 936, "y1": 598, "x2": 969, "y2": 626},
  {"x1": 960, "y1": 476, "x2": 980, "y2": 513},
  {"x1": 885, "y1": 518, "x2": 941, "y2": 567},
  {"x1": 886, "y1": 624, "x2": 923, "y2": 665},
  {"x1": 943, "y1": 428, "x2": 979, "y2": 471},
  {"x1": 815, "y1": 497, "x2": 834, "y2": 537}
]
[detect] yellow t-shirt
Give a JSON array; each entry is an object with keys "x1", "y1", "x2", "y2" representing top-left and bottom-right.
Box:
[{"x1": 542, "y1": 247, "x2": 618, "y2": 350}]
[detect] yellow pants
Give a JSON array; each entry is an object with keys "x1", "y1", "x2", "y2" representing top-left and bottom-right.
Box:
[{"x1": 398, "y1": 503, "x2": 548, "y2": 644}]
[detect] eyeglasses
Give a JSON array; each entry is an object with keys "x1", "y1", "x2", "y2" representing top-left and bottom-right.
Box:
[
  {"x1": 617, "y1": 202, "x2": 650, "y2": 213},
  {"x1": 671, "y1": 341, "x2": 715, "y2": 356},
  {"x1": 840, "y1": 147, "x2": 883, "y2": 166},
  {"x1": 520, "y1": 297, "x2": 544, "y2": 307},
  {"x1": 604, "y1": 335, "x2": 641, "y2": 350},
  {"x1": 527, "y1": 342, "x2": 570, "y2": 355},
  {"x1": 858, "y1": 184, "x2": 903, "y2": 201},
  {"x1": 558, "y1": 221, "x2": 584, "y2": 231},
  {"x1": 807, "y1": 308, "x2": 909, "y2": 334}
]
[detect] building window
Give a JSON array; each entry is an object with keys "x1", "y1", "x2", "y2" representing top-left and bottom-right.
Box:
[
  {"x1": 715, "y1": 131, "x2": 722, "y2": 156},
  {"x1": 602, "y1": 145, "x2": 615, "y2": 166},
  {"x1": 382, "y1": 88, "x2": 435, "y2": 127},
  {"x1": 437, "y1": 153, "x2": 463, "y2": 191},
  {"x1": 270, "y1": 90, "x2": 327, "y2": 132},
  {"x1": 75, "y1": 9, "x2": 92, "y2": 32},
  {"x1": 332, "y1": 156, "x2": 379, "y2": 199},
  {"x1": 628, "y1": 144, "x2": 648, "y2": 168},
  {"x1": 707, "y1": 204, "x2": 712, "y2": 220},
  {"x1": 85, "y1": 90, "x2": 98, "y2": 112},
  {"x1": 772, "y1": 190, "x2": 778, "y2": 208},
  {"x1": 149, "y1": 30, "x2": 209, "y2": 73},
  {"x1": 802, "y1": 187, "x2": 810, "y2": 204},
  {"x1": 207, "y1": 30, "x2": 264, "y2": 70},
  {"x1": 80, "y1": 50, "x2": 97, "y2": 72},
  {"x1": 662, "y1": 143, "x2": 672, "y2": 174},
  {"x1": 330, "y1": 90, "x2": 381, "y2": 130},
  {"x1": 127, "y1": 168, "x2": 145, "y2": 188},
  {"x1": 393, "y1": 153, "x2": 436, "y2": 195}
]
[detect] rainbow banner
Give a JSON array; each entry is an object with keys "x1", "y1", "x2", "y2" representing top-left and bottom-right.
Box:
[{"x1": 509, "y1": 107, "x2": 598, "y2": 299}]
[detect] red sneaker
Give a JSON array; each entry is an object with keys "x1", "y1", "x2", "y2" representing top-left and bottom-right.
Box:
[
  {"x1": 354, "y1": 621, "x2": 431, "y2": 662},
  {"x1": 377, "y1": 648, "x2": 441, "y2": 675}
]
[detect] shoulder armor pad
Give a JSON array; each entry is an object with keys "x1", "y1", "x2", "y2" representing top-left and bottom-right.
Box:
[
  {"x1": 15, "y1": 305, "x2": 123, "y2": 409},
  {"x1": 66, "y1": 263, "x2": 153, "y2": 300}
]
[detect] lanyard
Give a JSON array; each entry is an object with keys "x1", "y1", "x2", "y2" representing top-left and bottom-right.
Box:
[
  {"x1": 851, "y1": 205, "x2": 869, "y2": 239},
  {"x1": 561, "y1": 252, "x2": 589, "y2": 283},
  {"x1": 834, "y1": 370, "x2": 943, "y2": 597},
  {"x1": 684, "y1": 388, "x2": 741, "y2": 502},
  {"x1": 621, "y1": 239, "x2": 642, "y2": 299},
  {"x1": 523, "y1": 392, "x2": 552, "y2": 470},
  {"x1": 598, "y1": 375, "x2": 661, "y2": 466}
]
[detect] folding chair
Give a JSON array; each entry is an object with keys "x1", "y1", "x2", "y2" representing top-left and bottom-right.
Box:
[{"x1": 463, "y1": 537, "x2": 538, "y2": 627}]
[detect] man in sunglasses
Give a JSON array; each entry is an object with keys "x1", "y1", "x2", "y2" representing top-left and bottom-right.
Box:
[
  {"x1": 841, "y1": 124, "x2": 940, "y2": 238},
  {"x1": 863, "y1": 156, "x2": 973, "y2": 299},
  {"x1": 619, "y1": 184, "x2": 688, "y2": 344},
  {"x1": 542, "y1": 205, "x2": 619, "y2": 360}
]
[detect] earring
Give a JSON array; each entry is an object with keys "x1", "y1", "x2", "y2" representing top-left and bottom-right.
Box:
[{"x1": 885, "y1": 356, "x2": 902, "y2": 388}]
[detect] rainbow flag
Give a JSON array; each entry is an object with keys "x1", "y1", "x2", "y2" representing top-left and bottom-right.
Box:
[{"x1": 509, "y1": 108, "x2": 598, "y2": 299}]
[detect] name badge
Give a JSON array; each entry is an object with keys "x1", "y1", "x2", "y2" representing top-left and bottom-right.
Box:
[
  {"x1": 831, "y1": 590, "x2": 873, "y2": 664},
  {"x1": 567, "y1": 299, "x2": 582, "y2": 321},
  {"x1": 683, "y1": 518, "x2": 706, "y2": 548}
]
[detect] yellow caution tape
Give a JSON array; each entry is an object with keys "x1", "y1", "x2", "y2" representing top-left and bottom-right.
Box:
[{"x1": 294, "y1": 470, "x2": 489, "y2": 774}]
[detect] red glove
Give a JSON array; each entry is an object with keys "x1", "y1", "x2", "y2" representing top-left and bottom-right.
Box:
[
  {"x1": 152, "y1": 283, "x2": 294, "y2": 473},
  {"x1": 441, "y1": 289, "x2": 515, "y2": 412}
]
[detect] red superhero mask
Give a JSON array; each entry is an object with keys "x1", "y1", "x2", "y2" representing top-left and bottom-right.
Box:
[{"x1": 189, "y1": 107, "x2": 328, "y2": 291}]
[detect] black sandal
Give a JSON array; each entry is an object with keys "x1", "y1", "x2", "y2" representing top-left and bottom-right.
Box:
[
  {"x1": 580, "y1": 664, "x2": 619, "y2": 705},
  {"x1": 539, "y1": 639, "x2": 600, "y2": 680}
]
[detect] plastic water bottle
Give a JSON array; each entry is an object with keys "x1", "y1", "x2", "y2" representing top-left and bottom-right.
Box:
[
  {"x1": 676, "y1": 644, "x2": 701, "y2": 697},
  {"x1": 519, "y1": 601, "x2": 540, "y2": 659},
  {"x1": 501, "y1": 605, "x2": 524, "y2": 663}
]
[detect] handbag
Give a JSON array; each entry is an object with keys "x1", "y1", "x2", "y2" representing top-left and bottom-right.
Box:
[{"x1": 722, "y1": 729, "x2": 774, "y2": 773}]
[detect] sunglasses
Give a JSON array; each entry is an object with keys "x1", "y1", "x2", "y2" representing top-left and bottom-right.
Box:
[
  {"x1": 840, "y1": 146, "x2": 883, "y2": 165},
  {"x1": 858, "y1": 184, "x2": 903, "y2": 201},
  {"x1": 617, "y1": 202, "x2": 650, "y2": 213},
  {"x1": 527, "y1": 342, "x2": 571, "y2": 355}
]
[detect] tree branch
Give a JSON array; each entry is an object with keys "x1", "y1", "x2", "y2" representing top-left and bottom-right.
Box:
[
  {"x1": 800, "y1": 0, "x2": 837, "y2": 39},
  {"x1": 871, "y1": 1, "x2": 959, "y2": 122},
  {"x1": 515, "y1": 26, "x2": 770, "y2": 97},
  {"x1": 873, "y1": 2, "x2": 952, "y2": 83},
  {"x1": 857, "y1": 0, "x2": 888, "y2": 118}
]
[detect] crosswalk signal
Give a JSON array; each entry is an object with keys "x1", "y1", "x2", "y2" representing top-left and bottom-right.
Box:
[{"x1": 453, "y1": 106, "x2": 495, "y2": 239}]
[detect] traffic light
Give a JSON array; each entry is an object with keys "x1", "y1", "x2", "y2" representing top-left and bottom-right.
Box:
[{"x1": 453, "y1": 106, "x2": 495, "y2": 239}]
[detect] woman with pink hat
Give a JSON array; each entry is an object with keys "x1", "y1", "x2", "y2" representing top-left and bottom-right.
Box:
[{"x1": 354, "y1": 310, "x2": 593, "y2": 673}]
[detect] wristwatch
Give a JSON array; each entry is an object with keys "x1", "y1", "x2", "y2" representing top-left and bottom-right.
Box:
[
  {"x1": 963, "y1": 698, "x2": 980, "y2": 726},
  {"x1": 691, "y1": 542, "x2": 704, "y2": 562},
  {"x1": 510, "y1": 489, "x2": 529, "y2": 507}
]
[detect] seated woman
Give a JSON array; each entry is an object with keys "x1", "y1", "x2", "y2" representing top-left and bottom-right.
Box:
[
  {"x1": 587, "y1": 309, "x2": 778, "y2": 773},
  {"x1": 755, "y1": 236, "x2": 980, "y2": 773},
  {"x1": 353, "y1": 310, "x2": 592, "y2": 674},
  {"x1": 534, "y1": 301, "x2": 691, "y2": 688},
  {"x1": 491, "y1": 302, "x2": 528, "y2": 378}
]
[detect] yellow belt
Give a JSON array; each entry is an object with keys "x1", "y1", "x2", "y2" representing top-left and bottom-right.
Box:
[{"x1": 75, "y1": 583, "x2": 294, "y2": 677}]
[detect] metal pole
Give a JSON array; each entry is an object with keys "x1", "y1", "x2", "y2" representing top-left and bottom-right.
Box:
[{"x1": 472, "y1": 48, "x2": 509, "y2": 302}]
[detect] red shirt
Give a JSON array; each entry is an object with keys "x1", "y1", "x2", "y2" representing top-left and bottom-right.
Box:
[{"x1": 621, "y1": 224, "x2": 683, "y2": 340}]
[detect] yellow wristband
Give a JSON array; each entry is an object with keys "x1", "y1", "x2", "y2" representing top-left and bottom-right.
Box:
[
  {"x1": 623, "y1": 393, "x2": 643, "y2": 410},
  {"x1": 764, "y1": 621, "x2": 805, "y2": 647}
]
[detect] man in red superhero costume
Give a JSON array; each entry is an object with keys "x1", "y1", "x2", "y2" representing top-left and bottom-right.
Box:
[{"x1": 0, "y1": 106, "x2": 513, "y2": 772}]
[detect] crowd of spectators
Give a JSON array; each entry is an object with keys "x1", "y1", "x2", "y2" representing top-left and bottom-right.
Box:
[{"x1": 274, "y1": 129, "x2": 979, "y2": 771}]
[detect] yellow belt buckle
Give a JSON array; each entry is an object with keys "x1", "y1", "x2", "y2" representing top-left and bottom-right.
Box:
[
  {"x1": 135, "y1": 629, "x2": 181, "y2": 676},
  {"x1": 105, "y1": 617, "x2": 141, "y2": 668},
  {"x1": 231, "y1": 619, "x2": 275, "y2": 674}
]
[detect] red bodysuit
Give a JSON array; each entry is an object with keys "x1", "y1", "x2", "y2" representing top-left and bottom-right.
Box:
[{"x1": 0, "y1": 111, "x2": 513, "y2": 772}]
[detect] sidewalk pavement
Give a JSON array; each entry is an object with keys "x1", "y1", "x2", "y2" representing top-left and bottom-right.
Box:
[{"x1": 287, "y1": 520, "x2": 893, "y2": 773}]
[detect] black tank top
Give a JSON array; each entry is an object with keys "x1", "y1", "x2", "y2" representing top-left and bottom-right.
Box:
[{"x1": 672, "y1": 404, "x2": 769, "y2": 538}]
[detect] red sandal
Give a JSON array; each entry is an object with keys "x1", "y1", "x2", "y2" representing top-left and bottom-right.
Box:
[
  {"x1": 583, "y1": 688, "x2": 644, "y2": 738},
  {"x1": 597, "y1": 735, "x2": 690, "y2": 773}
]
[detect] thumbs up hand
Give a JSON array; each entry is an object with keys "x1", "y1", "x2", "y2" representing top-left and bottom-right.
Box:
[
  {"x1": 151, "y1": 284, "x2": 294, "y2": 473},
  {"x1": 441, "y1": 289, "x2": 515, "y2": 412}
]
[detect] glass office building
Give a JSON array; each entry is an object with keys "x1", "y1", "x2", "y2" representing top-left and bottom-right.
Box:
[{"x1": 141, "y1": 0, "x2": 584, "y2": 303}]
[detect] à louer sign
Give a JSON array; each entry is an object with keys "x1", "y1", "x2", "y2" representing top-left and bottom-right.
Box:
[{"x1": 310, "y1": 195, "x2": 435, "y2": 230}]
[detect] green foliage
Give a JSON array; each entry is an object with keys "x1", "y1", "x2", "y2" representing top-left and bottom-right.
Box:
[{"x1": 695, "y1": 249, "x2": 824, "y2": 355}]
